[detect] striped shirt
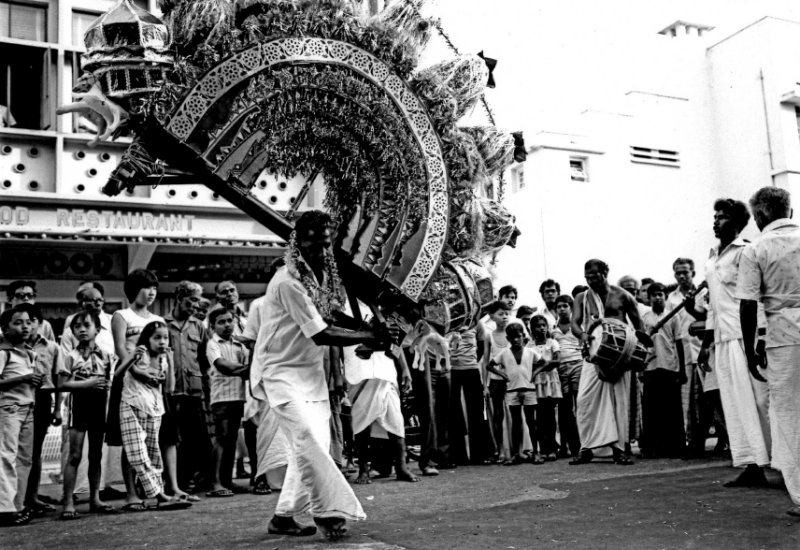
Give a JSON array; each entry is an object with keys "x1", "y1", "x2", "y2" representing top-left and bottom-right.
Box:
[{"x1": 206, "y1": 334, "x2": 248, "y2": 404}]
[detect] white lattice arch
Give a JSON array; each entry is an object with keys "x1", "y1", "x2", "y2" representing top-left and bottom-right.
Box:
[{"x1": 164, "y1": 38, "x2": 447, "y2": 301}]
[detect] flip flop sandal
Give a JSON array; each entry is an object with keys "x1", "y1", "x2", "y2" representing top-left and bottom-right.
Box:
[
  {"x1": 205, "y1": 489, "x2": 234, "y2": 498},
  {"x1": 267, "y1": 516, "x2": 317, "y2": 536},
  {"x1": 31, "y1": 502, "x2": 56, "y2": 515},
  {"x1": 613, "y1": 454, "x2": 635, "y2": 465},
  {"x1": 177, "y1": 494, "x2": 201, "y2": 502},
  {"x1": 59, "y1": 510, "x2": 82, "y2": 521},
  {"x1": 252, "y1": 480, "x2": 272, "y2": 495},
  {"x1": 227, "y1": 484, "x2": 250, "y2": 494},
  {"x1": 121, "y1": 502, "x2": 149, "y2": 512},
  {"x1": 156, "y1": 500, "x2": 193, "y2": 511},
  {"x1": 89, "y1": 504, "x2": 120, "y2": 515}
]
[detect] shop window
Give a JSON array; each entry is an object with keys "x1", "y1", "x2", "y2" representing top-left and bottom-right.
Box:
[
  {"x1": 0, "y1": 1, "x2": 48, "y2": 42},
  {"x1": 0, "y1": 41, "x2": 52, "y2": 130},
  {"x1": 570, "y1": 157, "x2": 588, "y2": 182},
  {"x1": 72, "y1": 9, "x2": 100, "y2": 48}
]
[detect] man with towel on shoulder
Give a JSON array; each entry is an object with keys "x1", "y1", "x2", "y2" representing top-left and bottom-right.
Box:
[{"x1": 570, "y1": 259, "x2": 644, "y2": 466}]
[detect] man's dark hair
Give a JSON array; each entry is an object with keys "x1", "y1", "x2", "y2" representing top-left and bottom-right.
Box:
[
  {"x1": 647, "y1": 282, "x2": 668, "y2": 297},
  {"x1": 70, "y1": 310, "x2": 102, "y2": 332},
  {"x1": 584, "y1": 259, "x2": 609, "y2": 275},
  {"x1": 571, "y1": 285, "x2": 588, "y2": 298},
  {"x1": 498, "y1": 285, "x2": 518, "y2": 298},
  {"x1": 672, "y1": 258, "x2": 694, "y2": 271},
  {"x1": 555, "y1": 294, "x2": 574, "y2": 308},
  {"x1": 7, "y1": 280, "x2": 36, "y2": 298},
  {"x1": 123, "y1": 269, "x2": 159, "y2": 302},
  {"x1": 538, "y1": 279, "x2": 561, "y2": 295},
  {"x1": 749, "y1": 187, "x2": 791, "y2": 220},
  {"x1": 714, "y1": 198, "x2": 751, "y2": 233},
  {"x1": 641, "y1": 277, "x2": 654, "y2": 287},
  {"x1": 294, "y1": 210, "x2": 333, "y2": 239},
  {"x1": 505, "y1": 323, "x2": 525, "y2": 338},
  {"x1": 208, "y1": 307, "x2": 234, "y2": 327},
  {"x1": 487, "y1": 300, "x2": 511, "y2": 314},
  {"x1": 516, "y1": 305, "x2": 535, "y2": 318}
]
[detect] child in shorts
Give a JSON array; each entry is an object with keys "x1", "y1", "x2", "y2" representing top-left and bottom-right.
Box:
[
  {"x1": 482, "y1": 300, "x2": 512, "y2": 460},
  {"x1": 0, "y1": 304, "x2": 42, "y2": 527},
  {"x1": 205, "y1": 309, "x2": 249, "y2": 497},
  {"x1": 57, "y1": 312, "x2": 116, "y2": 520},
  {"x1": 487, "y1": 324, "x2": 545, "y2": 466},
  {"x1": 25, "y1": 306, "x2": 64, "y2": 516}
]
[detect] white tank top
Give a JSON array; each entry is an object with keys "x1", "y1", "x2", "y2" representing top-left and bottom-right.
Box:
[{"x1": 113, "y1": 308, "x2": 164, "y2": 357}]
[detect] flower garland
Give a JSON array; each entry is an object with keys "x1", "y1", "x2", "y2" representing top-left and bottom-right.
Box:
[{"x1": 284, "y1": 230, "x2": 344, "y2": 321}]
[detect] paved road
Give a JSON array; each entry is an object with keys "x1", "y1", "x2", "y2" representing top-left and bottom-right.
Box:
[{"x1": 3, "y1": 456, "x2": 798, "y2": 549}]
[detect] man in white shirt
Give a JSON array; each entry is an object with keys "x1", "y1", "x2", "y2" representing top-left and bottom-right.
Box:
[
  {"x1": 696, "y1": 198, "x2": 770, "y2": 488},
  {"x1": 252, "y1": 211, "x2": 391, "y2": 540},
  {"x1": 737, "y1": 186, "x2": 800, "y2": 517}
]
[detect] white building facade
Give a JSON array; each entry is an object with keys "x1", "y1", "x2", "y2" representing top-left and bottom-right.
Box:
[{"x1": 496, "y1": 17, "x2": 800, "y2": 304}]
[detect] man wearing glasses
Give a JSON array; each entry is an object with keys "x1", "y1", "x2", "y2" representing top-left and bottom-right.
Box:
[
  {"x1": 6, "y1": 281, "x2": 55, "y2": 341},
  {"x1": 61, "y1": 282, "x2": 114, "y2": 355}
]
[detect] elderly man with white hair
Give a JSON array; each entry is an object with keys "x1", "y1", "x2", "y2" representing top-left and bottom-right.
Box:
[{"x1": 737, "y1": 186, "x2": 800, "y2": 517}]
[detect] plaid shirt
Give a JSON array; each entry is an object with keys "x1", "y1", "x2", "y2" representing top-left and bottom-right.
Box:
[{"x1": 206, "y1": 334, "x2": 247, "y2": 404}]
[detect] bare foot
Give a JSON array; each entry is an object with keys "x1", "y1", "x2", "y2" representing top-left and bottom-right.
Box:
[
  {"x1": 313, "y1": 516, "x2": 348, "y2": 541},
  {"x1": 396, "y1": 469, "x2": 420, "y2": 482},
  {"x1": 354, "y1": 469, "x2": 371, "y2": 485}
]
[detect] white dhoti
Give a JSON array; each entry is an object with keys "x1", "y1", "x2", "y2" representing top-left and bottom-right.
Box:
[
  {"x1": 714, "y1": 339, "x2": 770, "y2": 467},
  {"x1": 349, "y1": 379, "x2": 404, "y2": 438},
  {"x1": 576, "y1": 361, "x2": 630, "y2": 452},
  {"x1": 273, "y1": 399, "x2": 365, "y2": 520},
  {"x1": 765, "y1": 345, "x2": 800, "y2": 506},
  {"x1": 254, "y1": 400, "x2": 289, "y2": 489}
]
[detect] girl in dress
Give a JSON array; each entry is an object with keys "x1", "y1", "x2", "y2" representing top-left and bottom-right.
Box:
[{"x1": 529, "y1": 315, "x2": 563, "y2": 462}]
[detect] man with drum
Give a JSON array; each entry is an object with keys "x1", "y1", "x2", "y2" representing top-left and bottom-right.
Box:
[
  {"x1": 737, "y1": 187, "x2": 800, "y2": 517},
  {"x1": 570, "y1": 259, "x2": 644, "y2": 465},
  {"x1": 693, "y1": 198, "x2": 771, "y2": 487}
]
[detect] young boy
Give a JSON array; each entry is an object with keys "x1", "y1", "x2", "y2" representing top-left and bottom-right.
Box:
[
  {"x1": 487, "y1": 324, "x2": 546, "y2": 465},
  {"x1": 205, "y1": 308, "x2": 249, "y2": 497},
  {"x1": 553, "y1": 295, "x2": 582, "y2": 458},
  {"x1": 57, "y1": 311, "x2": 116, "y2": 519},
  {"x1": 640, "y1": 283, "x2": 686, "y2": 458},
  {"x1": 25, "y1": 306, "x2": 64, "y2": 516},
  {"x1": 482, "y1": 300, "x2": 512, "y2": 460},
  {"x1": 0, "y1": 304, "x2": 42, "y2": 527}
]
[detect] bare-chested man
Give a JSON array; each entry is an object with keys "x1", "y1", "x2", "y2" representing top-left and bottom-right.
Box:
[{"x1": 570, "y1": 259, "x2": 643, "y2": 465}]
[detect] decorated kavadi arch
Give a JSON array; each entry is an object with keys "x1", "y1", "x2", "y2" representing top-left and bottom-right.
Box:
[{"x1": 59, "y1": 0, "x2": 525, "y2": 332}]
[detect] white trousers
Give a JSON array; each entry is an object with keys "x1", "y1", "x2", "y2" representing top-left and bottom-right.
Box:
[
  {"x1": 714, "y1": 339, "x2": 770, "y2": 467},
  {"x1": 254, "y1": 400, "x2": 289, "y2": 488},
  {"x1": 576, "y1": 362, "x2": 630, "y2": 452},
  {"x1": 273, "y1": 400, "x2": 365, "y2": 520},
  {"x1": 766, "y1": 346, "x2": 800, "y2": 505}
]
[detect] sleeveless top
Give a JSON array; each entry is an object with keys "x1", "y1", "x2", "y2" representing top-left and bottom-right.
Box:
[
  {"x1": 487, "y1": 330, "x2": 510, "y2": 381},
  {"x1": 113, "y1": 308, "x2": 164, "y2": 357}
]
